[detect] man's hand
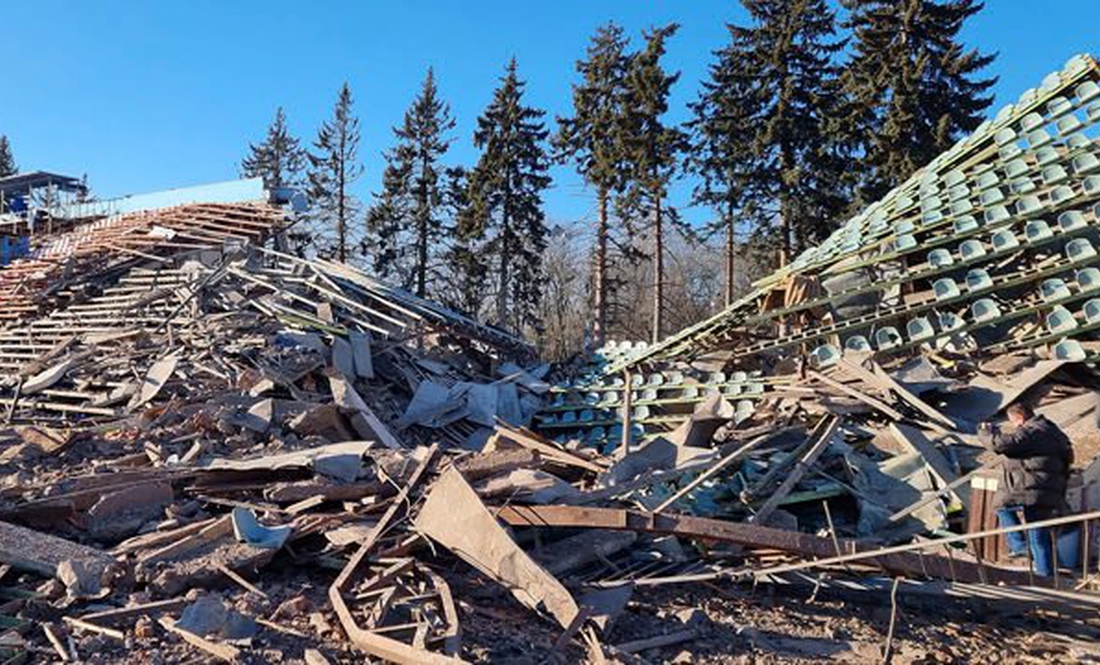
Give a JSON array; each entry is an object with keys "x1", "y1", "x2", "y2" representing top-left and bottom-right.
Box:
[{"x1": 977, "y1": 421, "x2": 995, "y2": 447}]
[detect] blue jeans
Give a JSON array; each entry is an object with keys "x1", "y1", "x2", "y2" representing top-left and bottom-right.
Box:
[{"x1": 996, "y1": 505, "x2": 1055, "y2": 576}]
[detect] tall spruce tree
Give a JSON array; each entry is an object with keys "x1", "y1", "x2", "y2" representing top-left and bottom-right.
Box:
[
  {"x1": 840, "y1": 0, "x2": 996, "y2": 207},
  {"x1": 444, "y1": 167, "x2": 490, "y2": 317},
  {"x1": 309, "y1": 83, "x2": 364, "y2": 263},
  {"x1": 554, "y1": 22, "x2": 631, "y2": 345},
  {"x1": 367, "y1": 69, "x2": 456, "y2": 299},
  {"x1": 688, "y1": 31, "x2": 766, "y2": 307},
  {"x1": 618, "y1": 24, "x2": 688, "y2": 343},
  {"x1": 0, "y1": 136, "x2": 16, "y2": 178},
  {"x1": 241, "y1": 107, "x2": 306, "y2": 191},
  {"x1": 725, "y1": 0, "x2": 848, "y2": 266},
  {"x1": 462, "y1": 59, "x2": 552, "y2": 333}
]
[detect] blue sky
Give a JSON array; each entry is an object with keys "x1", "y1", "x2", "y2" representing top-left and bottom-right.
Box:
[{"x1": 3, "y1": 1, "x2": 1097, "y2": 230}]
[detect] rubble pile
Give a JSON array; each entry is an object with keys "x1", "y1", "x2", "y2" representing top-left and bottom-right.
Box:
[{"x1": 3, "y1": 56, "x2": 1100, "y2": 665}]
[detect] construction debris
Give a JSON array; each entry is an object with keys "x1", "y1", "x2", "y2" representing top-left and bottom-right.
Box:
[{"x1": 2, "y1": 54, "x2": 1100, "y2": 664}]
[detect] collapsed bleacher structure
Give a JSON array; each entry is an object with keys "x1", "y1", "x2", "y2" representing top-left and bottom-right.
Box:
[
  {"x1": 538, "y1": 52, "x2": 1100, "y2": 447},
  {"x1": 2, "y1": 55, "x2": 1100, "y2": 665}
]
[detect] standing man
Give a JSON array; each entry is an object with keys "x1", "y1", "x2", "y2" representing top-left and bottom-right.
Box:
[{"x1": 978, "y1": 402, "x2": 1074, "y2": 577}]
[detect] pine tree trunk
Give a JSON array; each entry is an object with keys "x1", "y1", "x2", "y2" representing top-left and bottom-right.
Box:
[
  {"x1": 779, "y1": 142, "x2": 794, "y2": 268},
  {"x1": 416, "y1": 153, "x2": 429, "y2": 299},
  {"x1": 725, "y1": 197, "x2": 735, "y2": 308},
  {"x1": 416, "y1": 214, "x2": 427, "y2": 298},
  {"x1": 593, "y1": 188, "x2": 609, "y2": 346},
  {"x1": 498, "y1": 183, "x2": 512, "y2": 332},
  {"x1": 337, "y1": 142, "x2": 347, "y2": 263},
  {"x1": 652, "y1": 194, "x2": 664, "y2": 344}
]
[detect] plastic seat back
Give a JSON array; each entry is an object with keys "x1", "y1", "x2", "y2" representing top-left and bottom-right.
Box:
[
  {"x1": 844, "y1": 335, "x2": 871, "y2": 352},
  {"x1": 965, "y1": 268, "x2": 993, "y2": 291},
  {"x1": 1046, "y1": 306, "x2": 1078, "y2": 333},
  {"x1": 1036, "y1": 146, "x2": 1060, "y2": 166},
  {"x1": 1011, "y1": 177, "x2": 1037, "y2": 195},
  {"x1": 907, "y1": 317, "x2": 934, "y2": 341},
  {"x1": 1084, "y1": 176, "x2": 1100, "y2": 196},
  {"x1": 939, "y1": 312, "x2": 965, "y2": 331},
  {"x1": 1073, "y1": 153, "x2": 1100, "y2": 175},
  {"x1": 1047, "y1": 96, "x2": 1073, "y2": 117},
  {"x1": 1067, "y1": 238, "x2": 1097, "y2": 261},
  {"x1": 933, "y1": 277, "x2": 960, "y2": 301},
  {"x1": 960, "y1": 239, "x2": 986, "y2": 261},
  {"x1": 1042, "y1": 165, "x2": 1070, "y2": 185},
  {"x1": 1054, "y1": 338, "x2": 1087, "y2": 361},
  {"x1": 1057, "y1": 115, "x2": 1083, "y2": 136},
  {"x1": 971, "y1": 298, "x2": 1002, "y2": 323},
  {"x1": 1041, "y1": 278, "x2": 1071, "y2": 303},
  {"x1": 810, "y1": 344, "x2": 841, "y2": 369},
  {"x1": 1025, "y1": 220, "x2": 1053, "y2": 242},
  {"x1": 1078, "y1": 80, "x2": 1100, "y2": 103},
  {"x1": 1026, "y1": 129, "x2": 1053, "y2": 148},
  {"x1": 992, "y1": 229, "x2": 1019, "y2": 252},
  {"x1": 1059, "y1": 210, "x2": 1087, "y2": 232},
  {"x1": 874, "y1": 327, "x2": 902, "y2": 350},
  {"x1": 1078, "y1": 267, "x2": 1100, "y2": 292},
  {"x1": 928, "y1": 248, "x2": 954, "y2": 269},
  {"x1": 953, "y1": 216, "x2": 979, "y2": 234},
  {"x1": 984, "y1": 206, "x2": 1010, "y2": 225},
  {"x1": 1016, "y1": 195, "x2": 1044, "y2": 216}
]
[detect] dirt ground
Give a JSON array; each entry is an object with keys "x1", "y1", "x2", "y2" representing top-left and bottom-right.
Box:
[{"x1": 454, "y1": 572, "x2": 1100, "y2": 664}]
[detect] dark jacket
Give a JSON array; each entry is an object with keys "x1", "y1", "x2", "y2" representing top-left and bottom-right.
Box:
[{"x1": 979, "y1": 415, "x2": 1073, "y2": 512}]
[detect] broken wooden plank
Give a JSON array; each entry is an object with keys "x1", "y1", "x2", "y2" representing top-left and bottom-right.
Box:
[
  {"x1": 42, "y1": 622, "x2": 72, "y2": 661},
  {"x1": 838, "y1": 357, "x2": 956, "y2": 431},
  {"x1": 750, "y1": 415, "x2": 840, "y2": 525},
  {"x1": 415, "y1": 468, "x2": 580, "y2": 628},
  {"x1": 806, "y1": 369, "x2": 904, "y2": 421},
  {"x1": 214, "y1": 562, "x2": 267, "y2": 599},
  {"x1": 61, "y1": 616, "x2": 125, "y2": 641},
  {"x1": 158, "y1": 617, "x2": 240, "y2": 663},
  {"x1": 80, "y1": 598, "x2": 188, "y2": 626},
  {"x1": 614, "y1": 628, "x2": 697, "y2": 654},
  {"x1": 486, "y1": 422, "x2": 605, "y2": 474},
  {"x1": 752, "y1": 507, "x2": 1100, "y2": 583},
  {"x1": 131, "y1": 353, "x2": 180, "y2": 409},
  {"x1": 328, "y1": 446, "x2": 465, "y2": 664},
  {"x1": 329, "y1": 374, "x2": 402, "y2": 450},
  {"x1": 654, "y1": 431, "x2": 774, "y2": 514}
]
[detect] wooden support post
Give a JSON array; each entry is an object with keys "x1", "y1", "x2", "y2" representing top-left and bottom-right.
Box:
[
  {"x1": 619, "y1": 369, "x2": 633, "y2": 459},
  {"x1": 1083, "y1": 520, "x2": 1090, "y2": 582}
]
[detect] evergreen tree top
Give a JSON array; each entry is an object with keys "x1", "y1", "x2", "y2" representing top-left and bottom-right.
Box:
[
  {"x1": 554, "y1": 22, "x2": 630, "y2": 193},
  {"x1": 0, "y1": 136, "x2": 16, "y2": 179},
  {"x1": 619, "y1": 23, "x2": 687, "y2": 204},
  {"x1": 310, "y1": 82, "x2": 364, "y2": 184},
  {"x1": 468, "y1": 58, "x2": 551, "y2": 215},
  {"x1": 241, "y1": 106, "x2": 306, "y2": 190}
]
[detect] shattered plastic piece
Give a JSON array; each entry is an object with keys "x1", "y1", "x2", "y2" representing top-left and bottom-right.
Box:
[{"x1": 230, "y1": 508, "x2": 291, "y2": 549}]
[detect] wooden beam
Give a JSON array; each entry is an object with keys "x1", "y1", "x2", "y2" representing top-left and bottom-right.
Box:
[{"x1": 495, "y1": 504, "x2": 1034, "y2": 586}]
